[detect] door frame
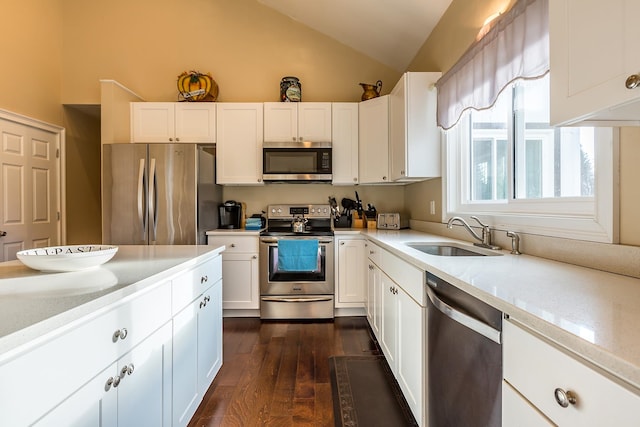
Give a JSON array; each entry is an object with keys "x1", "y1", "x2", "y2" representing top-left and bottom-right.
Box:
[{"x1": 0, "y1": 108, "x2": 66, "y2": 246}]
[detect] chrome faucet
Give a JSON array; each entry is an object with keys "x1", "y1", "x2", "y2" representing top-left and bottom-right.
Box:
[{"x1": 446, "y1": 216, "x2": 500, "y2": 250}]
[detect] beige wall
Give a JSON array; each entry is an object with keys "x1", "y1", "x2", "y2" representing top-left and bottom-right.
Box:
[
  {"x1": 0, "y1": 0, "x2": 63, "y2": 125},
  {"x1": 60, "y1": 0, "x2": 400, "y2": 104},
  {"x1": 63, "y1": 106, "x2": 102, "y2": 244}
]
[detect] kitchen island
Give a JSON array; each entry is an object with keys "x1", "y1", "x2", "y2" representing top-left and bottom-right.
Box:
[{"x1": 0, "y1": 244, "x2": 224, "y2": 427}]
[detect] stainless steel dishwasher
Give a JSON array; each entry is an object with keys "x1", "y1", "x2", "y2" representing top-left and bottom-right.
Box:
[{"x1": 426, "y1": 272, "x2": 502, "y2": 427}]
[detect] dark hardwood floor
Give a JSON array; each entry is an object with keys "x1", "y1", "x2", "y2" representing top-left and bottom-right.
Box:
[{"x1": 188, "y1": 316, "x2": 380, "y2": 427}]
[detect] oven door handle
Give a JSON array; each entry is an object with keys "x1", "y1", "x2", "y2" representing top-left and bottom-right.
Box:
[
  {"x1": 261, "y1": 296, "x2": 333, "y2": 303},
  {"x1": 260, "y1": 239, "x2": 333, "y2": 244}
]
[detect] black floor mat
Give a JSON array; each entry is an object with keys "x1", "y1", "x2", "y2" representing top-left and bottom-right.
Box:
[{"x1": 329, "y1": 355, "x2": 418, "y2": 427}]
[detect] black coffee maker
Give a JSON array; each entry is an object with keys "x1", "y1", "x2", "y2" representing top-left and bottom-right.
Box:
[{"x1": 218, "y1": 200, "x2": 242, "y2": 229}]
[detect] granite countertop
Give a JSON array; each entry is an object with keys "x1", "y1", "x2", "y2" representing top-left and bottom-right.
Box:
[
  {"x1": 338, "y1": 229, "x2": 640, "y2": 391},
  {"x1": 0, "y1": 245, "x2": 224, "y2": 360}
]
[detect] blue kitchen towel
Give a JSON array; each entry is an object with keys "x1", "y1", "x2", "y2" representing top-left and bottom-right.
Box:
[{"x1": 278, "y1": 239, "x2": 318, "y2": 272}]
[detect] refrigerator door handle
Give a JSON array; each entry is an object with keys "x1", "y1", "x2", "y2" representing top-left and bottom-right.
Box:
[
  {"x1": 149, "y1": 157, "x2": 158, "y2": 242},
  {"x1": 137, "y1": 158, "x2": 147, "y2": 241}
]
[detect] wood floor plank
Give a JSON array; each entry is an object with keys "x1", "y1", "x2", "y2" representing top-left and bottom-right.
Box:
[{"x1": 189, "y1": 316, "x2": 378, "y2": 427}]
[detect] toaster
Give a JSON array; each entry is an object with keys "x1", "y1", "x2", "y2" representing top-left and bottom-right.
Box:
[{"x1": 376, "y1": 213, "x2": 409, "y2": 230}]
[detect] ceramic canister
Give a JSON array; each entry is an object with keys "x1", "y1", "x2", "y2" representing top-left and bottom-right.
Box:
[{"x1": 280, "y1": 76, "x2": 302, "y2": 102}]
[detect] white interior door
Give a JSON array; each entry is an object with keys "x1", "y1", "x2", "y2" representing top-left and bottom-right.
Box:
[{"x1": 0, "y1": 117, "x2": 61, "y2": 261}]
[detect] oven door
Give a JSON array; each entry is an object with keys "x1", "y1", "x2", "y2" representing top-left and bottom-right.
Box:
[{"x1": 259, "y1": 236, "x2": 334, "y2": 295}]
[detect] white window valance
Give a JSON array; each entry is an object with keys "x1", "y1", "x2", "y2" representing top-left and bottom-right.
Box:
[{"x1": 435, "y1": 0, "x2": 549, "y2": 130}]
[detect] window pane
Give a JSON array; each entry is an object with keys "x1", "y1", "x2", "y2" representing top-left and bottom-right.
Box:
[
  {"x1": 468, "y1": 93, "x2": 510, "y2": 202},
  {"x1": 514, "y1": 76, "x2": 594, "y2": 199}
]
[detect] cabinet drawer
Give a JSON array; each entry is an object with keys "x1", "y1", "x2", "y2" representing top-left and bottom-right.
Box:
[
  {"x1": 503, "y1": 320, "x2": 640, "y2": 426},
  {"x1": 380, "y1": 249, "x2": 425, "y2": 306},
  {"x1": 208, "y1": 235, "x2": 258, "y2": 253},
  {"x1": 366, "y1": 241, "x2": 382, "y2": 267},
  {"x1": 172, "y1": 255, "x2": 223, "y2": 314},
  {"x1": 0, "y1": 281, "x2": 171, "y2": 426}
]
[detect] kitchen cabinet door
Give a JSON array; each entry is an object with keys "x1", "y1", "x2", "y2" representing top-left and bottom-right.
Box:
[
  {"x1": 331, "y1": 102, "x2": 359, "y2": 185},
  {"x1": 336, "y1": 237, "x2": 366, "y2": 307},
  {"x1": 396, "y1": 285, "x2": 425, "y2": 425},
  {"x1": 298, "y1": 103, "x2": 332, "y2": 142},
  {"x1": 379, "y1": 271, "x2": 397, "y2": 368},
  {"x1": 216, "y1": 103, "x2": 264, "y2": 185},
  {"x1": 389, "y1": 72, "x2": 441, "y2": 181},
  {"x1": 359, "y1": 95, "x2": 390, "y2": 183},
  {"x1": 264, "y1": 103, "x2": 298, "y2": 142},
  {"x1": 550, "y1": 0, "x2": 640, "y2": 125},
  {"x1": 174, "y1": 103, "x2": 216, "y2": 143},
  {"x1": 197, "y1": 278, "x2": 223, "y2": 395},
  {"x1": 502, "y1": 381, "x2": 554, "y2": 427}
]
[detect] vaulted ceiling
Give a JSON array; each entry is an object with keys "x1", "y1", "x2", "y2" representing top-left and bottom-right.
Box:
[{"x1": 257, "y1": 0, "x2": 454, "y2": 72}]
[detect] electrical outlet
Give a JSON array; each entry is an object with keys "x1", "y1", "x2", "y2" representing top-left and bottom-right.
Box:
[{"x1": 429, "y1": 200, "x2": 436, "y2": 215}]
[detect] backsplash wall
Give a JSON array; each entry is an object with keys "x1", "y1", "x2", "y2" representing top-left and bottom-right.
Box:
[{"x1": 222, "y1": 184, "x2": 405, "y2": 218}]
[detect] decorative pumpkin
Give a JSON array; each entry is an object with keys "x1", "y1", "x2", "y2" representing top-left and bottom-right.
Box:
[{"x1": 177, "y1": 70, "x2": 219, "y2": 102}]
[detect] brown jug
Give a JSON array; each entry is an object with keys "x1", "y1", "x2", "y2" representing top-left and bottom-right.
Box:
[{"x1": 359, "y1": 80, "x2": 382, "y2": 101}]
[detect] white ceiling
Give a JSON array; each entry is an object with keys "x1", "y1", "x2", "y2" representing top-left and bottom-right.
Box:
[{"x1": 257, "y1": 0, "x2": 453, "y2": 72}]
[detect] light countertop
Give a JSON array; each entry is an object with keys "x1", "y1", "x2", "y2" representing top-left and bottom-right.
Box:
[
  {"x1": 206, "y1": 229, "x2": 263, "y2": 236},
  {"x1": 0, "y1": 245, "x2": 224, "y2": 360},
  {"x1": 354, "y1": 229, "x2": 640, "y2": 391}
]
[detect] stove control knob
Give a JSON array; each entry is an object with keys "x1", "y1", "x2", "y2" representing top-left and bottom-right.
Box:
[
  {"x1": 311, "y1": 208, "x2": 316, "y2": 213},
  {"x1": 277, "y1": 208, "x2": 282, "y2": 214}
]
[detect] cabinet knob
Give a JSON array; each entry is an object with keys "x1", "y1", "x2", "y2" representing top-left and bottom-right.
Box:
[
  {"x1": 382, "y1": 176, "x2": 387, "y2": 181},
  {"x1": 299, "y1": 137, "x2": 303, "y2": 142},
  {"x1": 554, "y1": 388, "x2": 577, "y2": 408},
  {"x1": 0, "y1": 231, "x2": 6, "y2": 237},
  {"x1": 340, "y1": 242, "x2": 345, "y2": 245},
  {"x1": 112, "y1": 328, "x2": 128, "y2": 342},
  {"x1": 252, "y1": 255, "x2": 258, "y2": 259},
  {"x1": 368, "y1": 264, "x2": 374, "y2": 270},
  {"x1": 113, "y1": 376, "x2": 121, "y2": 388},
  {"x1": 201, "y1": 275, "x2": 208, "y2": 284},
  {"x1": 175, "y1": 137, "x2": 180, "y2": 142},
  {"x1": 292, "y1": 137, "x2": 297, "y2": 142},
  {"x1": 258, "y1": 178, "x2": 262, "y2": 183},
  {"x1": 353, "y1": 177, "x2": 358, "y2": 182},
  {"x1": 400, "y1": 170, "x2": 405, "y2": 175},
  {"x1": 169, "y1": 137, "x2": 174, "y2": 142},
  {"x1": 230, "y1": 243, "x2": 236, "y2": 247},
  {"x1": 625, "y1": 74, "x2": 640, "y2": 89}
]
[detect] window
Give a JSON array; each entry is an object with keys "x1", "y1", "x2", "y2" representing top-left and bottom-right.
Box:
[{"x1": 445, "y1": 75, "x2": 618, "y2": 243}]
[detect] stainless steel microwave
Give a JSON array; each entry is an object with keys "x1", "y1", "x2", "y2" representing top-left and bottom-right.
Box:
[{"x1": 262, "y1": 142, "x2": 332, "y2": 182}]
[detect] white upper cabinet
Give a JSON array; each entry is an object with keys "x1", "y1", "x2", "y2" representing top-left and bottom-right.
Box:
[
  {"x1": 131, "y1": 102, "x2": 216, "y2": 143},
  {"x1": 359, "y1": 95, "x2": 390, "y2": 184},
  {"x1": 550, "y1": 0, "x2": 640, "y2": 126},
  {"x1": 216, "y1": 103, "x2": 264, "y2": 185},
  {"x1": 389, "y1": 72, "x2": 441, "y2": 181},
  {"x1": 331, "y1": 102, "x2": 359, "y2": 185},
  {"x1": 264, "y1": 102, "x2": 332, "y2": 143}
]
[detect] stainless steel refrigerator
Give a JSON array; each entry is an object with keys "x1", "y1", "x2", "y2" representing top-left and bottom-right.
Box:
[{"x1": 102, "y1": 144, "x2": 221, "y2": 245}]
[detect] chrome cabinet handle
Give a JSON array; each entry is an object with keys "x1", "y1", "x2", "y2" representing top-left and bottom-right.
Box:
[
  {"x1": 205, "y1": 295, "x2": 210, "y2": 302},
  {"x1": 113, "y1": 328, "x2": 128, "y2": 342},
  {"x1": 201, "y1": 275, "x2": 208, "y2": 284},
  {"x1": 625, "y1": 74, "x2": 640, "y2": 89},
  {"x1": 126, "y1": 363, "x2": 135, "y2": 376},
  {"x1": 105, "y1": 377, "x2": 115, "y2": 391},
  {"x1": 554, "y1": 388, "x2": 577, "y2": 408},
  {"x1": 112, "y1": 376, "x2": 121, "y2": 388}
]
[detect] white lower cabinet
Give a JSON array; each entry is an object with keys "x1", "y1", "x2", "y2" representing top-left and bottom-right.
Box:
[
  {"x1": 503, "y1": 319, "x2": 640, "y2": 426},
  {"x1": 364, "y1": 240, "x2": 426, "y2": 426},
  {"x1": 172, "y1": 259, "x2": 223, "y2": 427},
  {"x1": 34, "y1": 322, "x2": 173, "y2": 427},
  {"x1": 335, "y1": 237, "x2": 366, "y2": 308},
  {"x1": 208, "y1": 235, "x2": 259, "y2": 310},
  {"x1": 502, "y1": 381, "x2": 553, "y2": 427}
]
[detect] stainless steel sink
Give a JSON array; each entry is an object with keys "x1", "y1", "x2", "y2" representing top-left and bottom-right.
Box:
[{"x1": 405, "y1": 242, "x2": 502, "y2": 257}]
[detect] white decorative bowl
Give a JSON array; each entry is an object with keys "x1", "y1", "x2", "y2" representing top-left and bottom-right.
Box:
[{"x1": 16, "y1": 245, "x2": 119, "y2": 272}]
